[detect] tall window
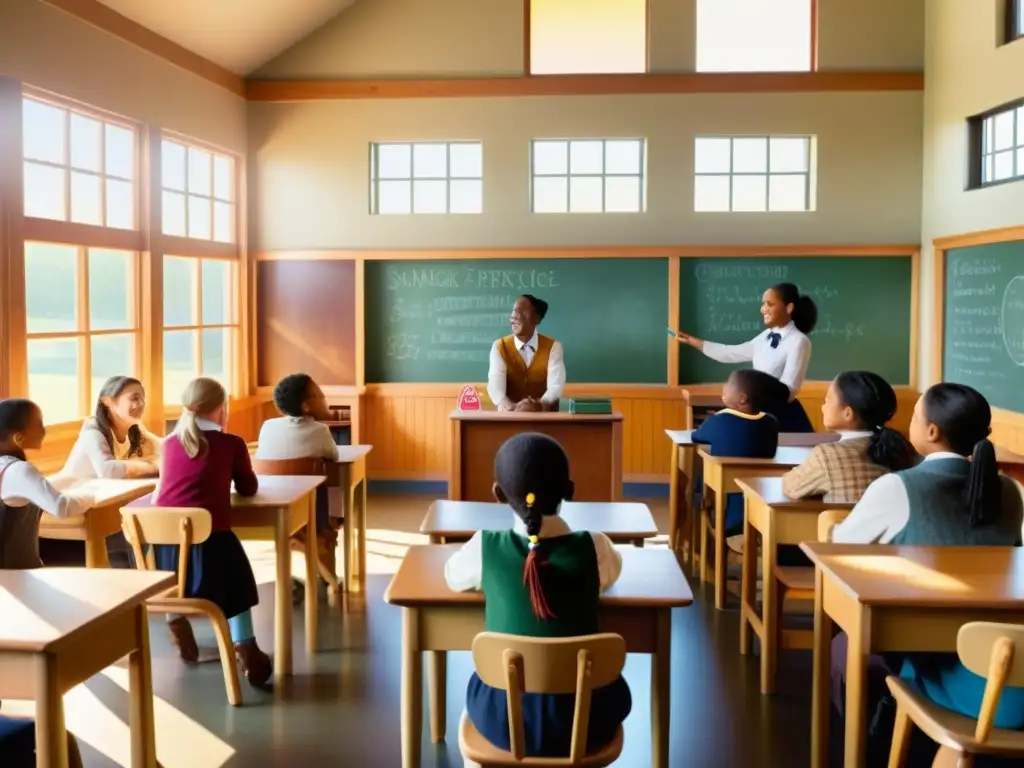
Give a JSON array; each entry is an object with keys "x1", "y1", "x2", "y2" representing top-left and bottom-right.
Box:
[
  {"x1": 163, "y1": 256, "x2": 237, "y2": 403},
  {"x1": 369, "y1": 142, "x2": 483, "y2": 214},
  {"x1": 22, "y1": 97, "x2": 136, "y2": 229},
  {"x1": 696, "y1": 0, "x2": 813, "y2": 72},
  {"x1": 694, "y1": 136, "x2": 814, "y2": 212},
  {"x1": 1010, "y1": 0, "x2": 1024, "y2": 43},
  {"x1": 971, "y1": 103, "x2": 1024, "y2": 188},
  {"x1": 25, "y1": 244, "x2": 137, "y2": 424},
  {"x1": 531, "y1": 139, "x2": 646, "y2": 213},
  {"x1": 529, "y1": 0, "x2": 647, "y2": 74},
  {"x1": 161, "y1": 139, "x2": 235, "y2": 242}
]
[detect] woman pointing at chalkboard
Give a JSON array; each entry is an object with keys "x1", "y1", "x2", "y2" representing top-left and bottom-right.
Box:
[
  {"x1": 675, "y1": 282, "x2": 818, "y2": 432},
  {"x1": 487, "y1": 294, "x2": 566, "y2": 412}
]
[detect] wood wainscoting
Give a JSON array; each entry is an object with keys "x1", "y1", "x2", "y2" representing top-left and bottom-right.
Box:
[
  {"x1": 362, "y1": 382, "x2": 921, "y2": 485},
  {"x1": 992, "y1": 408, "x2": 1024, "y2": 454}
]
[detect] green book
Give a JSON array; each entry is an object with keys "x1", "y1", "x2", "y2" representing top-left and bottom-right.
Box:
[{"x1": 558, "y1": 397, "x2": 612, "y2": 414}]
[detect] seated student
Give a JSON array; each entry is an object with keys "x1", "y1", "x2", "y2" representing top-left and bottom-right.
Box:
[
  {"x1": 830, "y1": 383, "x2": 1024, "y2": 757},
  {"x1": 153, "y1": 377, "x2": 272, "y2": 687},
  {"x1": 783, "y1": 371, "x2": 915, "y2": 502},
  {"x1": 444, "y1": 433, "x2": 631, "y2": 759},
  {"x1": 691, "y1": 368, "x2": 786, "y2": 535}
]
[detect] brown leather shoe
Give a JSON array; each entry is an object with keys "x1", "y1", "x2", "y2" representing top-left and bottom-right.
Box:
[
  {"x1": 235, "y1": 638, "x2": 273, "y2": 687},
  {"x1": 168, "y1": 617, "x2": 199, "y2": 663}
]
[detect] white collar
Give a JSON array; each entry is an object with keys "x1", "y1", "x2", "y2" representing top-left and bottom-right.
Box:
[
  {"x1": 195, "y1": 417, "x2": 222, "y2": 432},
  {"x1": 837, "y1": 430, "x2": 873, "y2": 441},
  {"x1": 922, "y1": 451, "x2": 965, "y2": 462},
  {"x1": 512, "y1": 510, "x2": 570, "y2": 538},
  {"x1": 515, "y1": 332, "x2": 539, "y2": 352},
  {"x1": 766, "y1": 321, "x2": 796, "y2": 340}
]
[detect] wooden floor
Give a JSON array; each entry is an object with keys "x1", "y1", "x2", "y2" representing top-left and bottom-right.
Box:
[{"x1": 27, "y1": 494, "x2": 828, "y2": 767}]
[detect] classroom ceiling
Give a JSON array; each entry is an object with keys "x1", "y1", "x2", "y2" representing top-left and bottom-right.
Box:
[{"x1": 95, "y1": 0, "x2": 357, "y2": 74}]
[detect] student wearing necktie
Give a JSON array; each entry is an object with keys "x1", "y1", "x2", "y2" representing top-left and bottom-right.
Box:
[
  {"x1": 675, "y1": 282, "x2": 818, "y2": 432},
  {"x1": 486, "y1": 294, "x2": 566, "y2": 412}
]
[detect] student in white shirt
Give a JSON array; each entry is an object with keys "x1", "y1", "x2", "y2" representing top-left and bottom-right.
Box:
[
  {"x1": 0, "y1": 398, "x2": 94, "y2": 569},
  {"x1": 255, "y1": 373, "x2": 339, "y2": 462},
  {"x1": 61, "y1": 375, "x2": 162, "y2": 480},
  {"x1": 486, "y1": 294, "x2": 566, "y2": 412},
  {"x1": 675, "y1": 282, "x2": 817, "y2": 432}
]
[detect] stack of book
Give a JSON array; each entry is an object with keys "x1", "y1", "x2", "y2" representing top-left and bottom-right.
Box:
[{"x1": 557, "y1": 397, "x2": 612, "y2": 414}]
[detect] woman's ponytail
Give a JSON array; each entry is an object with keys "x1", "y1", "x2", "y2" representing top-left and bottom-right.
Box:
[
  {"x1": 867, "y1": 426, "x2": 916, "y2": 472},
  {"x1": 519, "y1": 492, "x2": 556, "y2": 621},
  {"x1": 835, "y1": 371, "x2": 914, "y2": 471},
  {"x1": 770, "y1": 282, "x2": 818, "y2": 334},
  {"x1": 173, "y1": 377, "x2": 227, "y2": 459},
  {"x1": 173, "y1": 410, "x2": 207, "y2": 460},
  {"x1": 964, "y1": 439, "x2": 1001, "y2": 527}
]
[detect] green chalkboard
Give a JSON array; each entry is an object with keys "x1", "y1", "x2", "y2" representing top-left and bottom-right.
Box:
[
  {"x1": 943, "y1": 240, "x2": 1024, "y2": 413},
  {"x1": 678, "y1": 256, "x2": 913, "y2": 385},
  {"x1": 365, "y1": 258, "x2": 669, "y2": 383}
]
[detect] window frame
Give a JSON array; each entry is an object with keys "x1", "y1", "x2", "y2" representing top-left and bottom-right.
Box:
[
  {"x1": 530, "y1": 137, "x2": 648, "y2": 214},
  {"x1": 24, "y1": 242, "x2": 141, "y2": 424},
  {"x1": 693, "y1": 134, "x2": 816, "y2": 213},
  {"x1": 159, "y1": 132, "x2": 239, "y2": 247},
  {"x1": 1009, "y1": 0, "x2": 1024, "y2": 44},
  {"x1": 525, "y1": 0, "x2": 649, "y2": 76},
  {"x1": 694, "y1": 0, "x2": 818, "y2": 74},
  {"x1": 368, "y1": 141, "x2": 484, "y2": 215},
  {"x1": 966, "y1": 98, "x2": 1024, "y2": 190}
]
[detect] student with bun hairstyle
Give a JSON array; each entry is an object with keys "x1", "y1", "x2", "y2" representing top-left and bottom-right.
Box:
[
  {"x1": 487, "y1": 294, "x2": 566, "y2": 413},
  {"x1": 444, "y1": 432, "x2": 630, "y2": 758},
  {"x1": 153, "y1": 377, "x2": 272, "y2": 687},
  {"x1": 676, "y1": 281, "x2": 818, "y2": 432},
  {"x1": 783, "y1": 371, "x2": 915, "y2": 503}
]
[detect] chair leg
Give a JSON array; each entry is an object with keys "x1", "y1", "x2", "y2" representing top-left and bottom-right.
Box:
[
  {"x1": 700, "y1": 505, "x2": 710, "y2": 585},
  {"x1": 931, "y1": 746, "x2": 969, "y2": 768},
  {"x1": 208, "y1": 610, "x2": 243, "y2": 706},
  {"x1": 887, "y1": 705, "x2": 913, "y2": 768}
]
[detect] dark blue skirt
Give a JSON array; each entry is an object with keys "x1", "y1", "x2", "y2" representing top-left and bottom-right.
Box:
[
  {"x1": 466, "y1": 672, "x2": 631, "y2": 757},
  {"x1": 153, "y1": 530, "x2": 259, "y2": 620},
  {"x1": 0, "y1": 716, "x2": 34, "y2": 765},
  {"x1": 775, "y1": 399, "x2": 814, "y2": 433}
]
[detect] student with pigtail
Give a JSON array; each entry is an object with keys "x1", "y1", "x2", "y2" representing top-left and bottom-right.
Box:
[{"x1": 444, "y1": 432, "x2": 631, "y2": 758}]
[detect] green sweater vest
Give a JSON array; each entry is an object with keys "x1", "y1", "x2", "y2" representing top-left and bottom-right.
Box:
[
  {"x1": 891, "y1": 459, "x2": 1024, "y2": 546},
  {"x1": 480, "y1": 529, "x2": 600, "y2": 638}
]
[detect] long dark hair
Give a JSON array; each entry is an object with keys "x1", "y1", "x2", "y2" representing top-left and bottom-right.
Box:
[
  {"x1": 521, "y1": 294, "x2": 549, "y2": 321},
  {"x1": 0, "y1": 399, "x2": 38, "y2": 461},
  {"x1": 921, "y1": 383, "x2": 1000, "y2": 526},
  {"x1": 771, "y1": 282, "x2": 818, "y2": 334},
  {"x1": 494, "y1": 432, "x2": 573, "y2": 620},
  {"x1": 834, "y1": 371, "x2": 915, "y2": 471},
  {"x1": 95, "y1": 376, "x2": 146, "y2": 458},
  {"x1": 731, "y1": 368, "x2": 790, "y2": 416}
]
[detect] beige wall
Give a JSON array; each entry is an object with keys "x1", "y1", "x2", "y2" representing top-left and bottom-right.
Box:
[
  {"x1": 0, "y1": 0, "x2": 246, "y2": 151},
  {"x1": 918, "y1": 0, "x2": 1024, "y2": 388}
]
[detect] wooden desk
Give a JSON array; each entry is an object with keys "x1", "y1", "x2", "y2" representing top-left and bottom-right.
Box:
[
  {"x1": 665, "y1": 430, "x2": 839, "y2": 563},
  {"x1": 38, "y1": 478, "x2": 158, "y2": 568},
  {"x1": 735, "y1": 477, "x2": 853, "y2": 694},
  {"x1": 697, "y1": 446, "x2": 814, "y2": 610},
  {"x1": 384, "y1": 545, "x2": 692, "y2": 768},
  {"x1": 800, "y1": 543, "x2": 1024, "y2": 768},
  {"x1": 0, "y1": 568, "x2": 174, "y2": 767},
  {"x1": 448, "y1": 410, "x2": 623, "y2": 502},
  {"x1": 997, "y1": 445, "x2": 1024, "y2": 484},
  {"x1": 419, "y1": 500, "x2": 658, "y2": 546}
]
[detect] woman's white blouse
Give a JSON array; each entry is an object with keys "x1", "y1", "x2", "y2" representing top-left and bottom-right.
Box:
[
  {"x1": 0, "y1": 455, "x2": 94, "y2": 518},
  {"x1": 701, "y1": 321, "x2": 812, "y2": 397},
  {"x1": 60, "y1": 419, "x2": 163, "y2": 479}
]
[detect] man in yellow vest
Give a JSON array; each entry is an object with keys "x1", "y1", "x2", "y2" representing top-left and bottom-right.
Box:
[{"x1": 486, "y1": 294, "x2": 566, "y2": 412}]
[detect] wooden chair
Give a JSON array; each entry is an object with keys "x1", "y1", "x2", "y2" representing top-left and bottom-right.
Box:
[
  {"x1": 119, "y1": 506, "x2": 242, "y2": 706},
  {"x1": 773, "y1": 508, "x2": 853, "y2": 601},
  {"x1": 249, "y1": 457, "x2": 341, "y2": 603},
  {"x1": 886, "y1": 622, "x2": 1024, "y2": 767},
  {"x1": 459, "y1": 632, "x2": 626, "y2": 767}
]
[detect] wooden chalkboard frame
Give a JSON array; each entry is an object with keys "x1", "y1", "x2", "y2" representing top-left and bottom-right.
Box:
[
  {"x1": 253, "y1": 244, "x2": 921, "y2": 397},
  {"x1": 932, "y1": 225, "x2": 1024, "y2": 418}
]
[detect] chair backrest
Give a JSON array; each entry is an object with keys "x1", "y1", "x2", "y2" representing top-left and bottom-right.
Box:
[
  {"x1": 957, "y1": 622, "x2": 1024, "y2": 743},
  {"x1": 120, "y1": 507, "x2": 212, "y2": 598},
  {"x1": 819, "y1": 508, "x2": 851, "y2": 542},
  {"x1": 471, "y1": 632, "x2": 626, "y2": 761},
  {"x1": 251, "y1": 457, "x2": 327, "y2": 477}
]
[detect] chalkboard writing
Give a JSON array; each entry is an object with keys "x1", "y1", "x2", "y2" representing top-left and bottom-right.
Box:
[
  {"x1": 365, "y1": 258, "x2": 669, "y2": 384},
  {"x1": 943, "y1": 240, "x2": 1024, "y2": 412},
  {"x1": 678, "y1": 256, "x2": 913, "y2": 385}
]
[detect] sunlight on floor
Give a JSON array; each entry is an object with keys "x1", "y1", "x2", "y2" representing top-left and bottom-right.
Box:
[{"x1": 1, "y1": 666, "x2": 234, "y2": 768}]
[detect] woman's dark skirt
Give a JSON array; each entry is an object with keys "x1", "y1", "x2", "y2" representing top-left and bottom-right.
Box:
[
  {"x1": 465, "y1": 672, "x2": 631, "y2": 757},
  {"x1": 153, "y1": 530, "x2": 258, "y2": 620},
  {"x1": 775, "y1": 398, "x2": 815, "y2": 433},
  {"x1": 0, "y1": 716, "x2": 35, "y2": 765}
]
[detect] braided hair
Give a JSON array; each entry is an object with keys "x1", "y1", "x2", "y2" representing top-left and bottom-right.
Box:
[
  {"x1": 833, "y1": 371, "x2": 915, "y2": 471},
  {"x1": 493, "y1": 432, "x2": 573, "y2": 620}
]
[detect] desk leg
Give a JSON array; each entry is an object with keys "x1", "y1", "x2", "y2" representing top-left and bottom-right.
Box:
[
  {"x1": 714, "y1": 492, "x2": 727, "y2": 610},
  {"x1": 128, "y1": 605, "x2": 158, "y2": 768},
  {"x1": 355, "y1": 475, "x2": 367, "y2": 593},
  {"x1": 738, "y1": 509, "x2": 757, "y2": 656},
  {"x1": 304, "y1": 494, "x2": 319, "y2": 657},
  {"x1": 34, "y1": 655, "x2": 69, "y2": 768},
  {"x1": 428, "y1": 651, "x2": 447, "y2": 742},
  {"x1": 810, "y1": 568, "x2": 832, "y2": 768},
  {"x1": 401, "y1": 607, "x2": 422, "y2": 768},
  {"x1": 342, "y1": 482, "x2": 354, "y2": 595},
  {"x1": 687, "y1": 450, "x2": 699, "y2": 577},
  {"x1": 760, "y1": 529, "x2": 779, "y2": 695},
  {"x1": 668, "y1": 444, "x2": 680, "y2": 551},
  {"x1": 275, "y1": 511, "x2": 293, "y2": 680},
  {"x1": 844, "y1": 607, "x2": 872, "y2": 768},
  {"x1": 83, "y1": 529, "x2": 111, "y2": 569},
  {"x1": 650, "y1": 608, "x2": 672, "y2": 768}
]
